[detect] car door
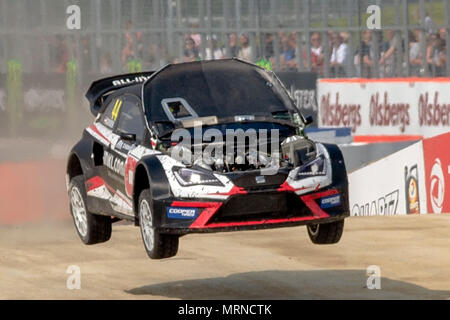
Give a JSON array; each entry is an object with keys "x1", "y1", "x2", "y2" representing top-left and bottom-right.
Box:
[
  {"x1": 84, "y1": 94, "x2": 125, "y2": 216},
  {"x1": 108, "y1": 94, "x2": 146, "y2": 215}
]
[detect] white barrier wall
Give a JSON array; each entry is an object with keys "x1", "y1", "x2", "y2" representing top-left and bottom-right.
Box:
[
  {"x1": 318, "y1": 78, "x2": 450, "y2": 138},
  {"x1": 348, "y1": 141, "x2": 427, "y2": 216}
]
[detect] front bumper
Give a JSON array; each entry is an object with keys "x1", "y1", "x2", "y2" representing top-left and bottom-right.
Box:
[
  {"x1": 160, "y1": 214, "x2": 348, "y2": 234},
  {"x1": 152, "y1": 184, "x2": 349, "y2": 235}
]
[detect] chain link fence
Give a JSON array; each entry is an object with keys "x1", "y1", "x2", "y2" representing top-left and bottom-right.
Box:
[
  {"x1": 1, "y1": 0, "x2": 450, "y2": 138},
  {"x1": 1, "y1": 0, "x2": 450, "y2": 79}
]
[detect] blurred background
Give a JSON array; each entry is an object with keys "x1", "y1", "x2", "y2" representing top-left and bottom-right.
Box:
[
  {"x1": 1, "y1": 0, "x2": 449, "y2": 139},
  {"x1": 0, "y1": 0, "x2": 449, "y2": 223},
  {"x1": 1, "y1": 2, "x2": 450, "y2": 300}
]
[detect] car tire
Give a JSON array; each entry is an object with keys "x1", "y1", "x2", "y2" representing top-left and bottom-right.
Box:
[
  {"x1": 138, "y1": 189, "x2": 179, "y2": 259},
  {"x1": 307, "y1": 219, "x2": 344, "y2": 245},
  {"x1": 69, "y1": 175, "x2": 112, "y2": 245}
]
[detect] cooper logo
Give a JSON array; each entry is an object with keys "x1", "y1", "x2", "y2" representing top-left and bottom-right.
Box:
[
  {"x1": 167, "y1": 207, "x2": 198, "y2": 219},
  {"x1": 419, "y1": 92, "x2": 450, "y2": 127},
  {"x1": 430, "y1": 158, "x2": 445, "y2": 214},
  {"x1": 369, "y1": 92, "x2": 410, "y2": 133},
  {"x1": 320, "y1": 194, "x2": 341, "y2": 209},
  {"x1": 320, "y1": 93, "x2": 361, "y2": 133}
]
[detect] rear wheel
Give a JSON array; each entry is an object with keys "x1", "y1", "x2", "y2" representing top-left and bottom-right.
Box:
[
  {"x1": 138, "y1": 189, "x2": 179, "y2": 259},
  {"x1": 307, "y1": 220, "x2": 344, "y2": 244},
  {"x1": 69, "y1": 175, "x2": 112, "y2": 245}
]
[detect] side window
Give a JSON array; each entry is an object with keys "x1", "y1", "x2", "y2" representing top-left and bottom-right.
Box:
[
  {"x1": 116, "y1": 95, "x2": 145, "y2": 142},
  {"x1": 99, "y1": 97, "x2": 123, "y2": 129}
]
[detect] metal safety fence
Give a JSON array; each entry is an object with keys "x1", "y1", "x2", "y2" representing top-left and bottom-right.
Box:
[
  {"x1": 1, "y1": 0, "x2": 450, "y2": 79},
  {"x1": 1, "y1": 0, "x2": 450, "y2": 138}
]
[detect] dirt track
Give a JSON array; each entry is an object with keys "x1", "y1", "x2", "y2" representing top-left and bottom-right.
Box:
[{"x1": 1, "y1": 215, "x2": 449, "y2": 299}]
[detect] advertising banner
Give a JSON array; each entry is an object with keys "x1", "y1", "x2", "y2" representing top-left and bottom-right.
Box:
[
  {"x1": 348, "y1": 141, "x2": 427, "y2": 216},
  {"x1": 0, "y1": 71, "x2": 317, "y2": 118},
  {"x1": 318, "y1": 78, "x2": 450, "y2": 140},
  {"x1": 423, "y1": 132, "x2": 450, "y2": 214},
  {"x1": 278, "y1": 72, "x2": 318, "y2": 126},
  {"x1": 22, "y1": 73, "x2": 67, "y2": 113}
]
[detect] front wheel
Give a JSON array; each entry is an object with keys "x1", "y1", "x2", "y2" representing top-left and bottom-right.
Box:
[
  {"x1": 307, "y1": 220, "x2": 344, "y2": 245},
  {"x1": 138, "y1": 189, "x2": 179, "y2": 259}
]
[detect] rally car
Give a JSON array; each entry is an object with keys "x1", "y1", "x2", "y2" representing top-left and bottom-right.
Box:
[{"x1": 66, "y1": 59, "x2": 349, "y2": 259}]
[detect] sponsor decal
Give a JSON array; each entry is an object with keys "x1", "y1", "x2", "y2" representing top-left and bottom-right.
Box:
[
  {"x1": 167, "y1": 207, "x2": 198, "y2": 219},
  {"x1": 124, "y1": 156, "x2": 138, "y2": 198},
  {"x1": 116, "y1": 140, "x2": 134, "y2": 152},
  {"x1": 369, "y1": 92, "x2": 410, "y2": 133},
  {"x1": 320, "y1": 194, "x2": 341, "y2": 209},
  {"x1": 103, "y1": 150, "x2": 125, "y2": 177},
  {"x1": 351, "y1": 190, "x2": 399, "y2": 216},
  {"x1": 103, "y1": 117, "x2": 115, "y2": 128},
  {"x1": 111, "y1": 98, "x2": 122, "y2": 121},
  {"x1": 404, "y1": 164, "x2": 420, "y2": 214},
  {"x1": 112, "y1": 76, "x2": 151, "y2": 87},
  {"x1": 293, "y1": 89, "x2": 317, "y2": 112},
  {"x1": 423, "y1": 132, "x2": 450, "y2": 214},
  {"x1": 278, "y1": 71, "x2": 318, "y2": 124},
  {"x1": 318, "y1": 80, "x2": 450, "y2": 138},
  {"x1": 419, "y1": 92, "x2": 450, "y2": 127},
  {"x1": 429, "y1": 158, "x2": 445, "y2": 214},
  {"x1": 320, "y1": 92, "x2": 362, "y2": 133}
]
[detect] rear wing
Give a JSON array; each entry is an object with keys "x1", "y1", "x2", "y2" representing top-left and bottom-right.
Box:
[{"x1": 85, "y1": 71, "x2": 155, "y2": 116}]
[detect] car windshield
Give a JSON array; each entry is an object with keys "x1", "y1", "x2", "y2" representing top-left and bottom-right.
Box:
[{"x1": 143, "y1": 59, "x2": 297, "y2": 124}]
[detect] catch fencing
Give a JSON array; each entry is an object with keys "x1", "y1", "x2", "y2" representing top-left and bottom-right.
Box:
[
  {"x1": 2, "y1": 0, "x2": 450, "y2": 78},
  {"x1": 2, "y1": 0, "x2": 450, "y2": 137}
]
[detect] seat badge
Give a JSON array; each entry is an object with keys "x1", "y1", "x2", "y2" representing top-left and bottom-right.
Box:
[{"x1": 255, "y1": 176, "x2": 266, "y2": 184}]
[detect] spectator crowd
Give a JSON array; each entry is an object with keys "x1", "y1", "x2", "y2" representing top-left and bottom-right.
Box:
[{"x1": 47, "y1": 19, "x2": 448, "y2": 79}]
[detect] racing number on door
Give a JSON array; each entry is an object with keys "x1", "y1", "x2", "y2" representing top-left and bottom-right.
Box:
[{"x1": 111, "y1": 99, "x2": 123, "y2": 121}]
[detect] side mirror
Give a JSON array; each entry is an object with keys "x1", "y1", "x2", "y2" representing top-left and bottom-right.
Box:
[
  {"x1": 304, "y1": 115, "x2": 314, "y2": 126},
  {"x1": 120, "y1": 132, "x2": 137, "y2": 142}
]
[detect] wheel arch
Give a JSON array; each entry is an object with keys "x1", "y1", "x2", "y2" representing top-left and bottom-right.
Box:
[
  {"x1": 321, "y1": 143, "x2": 348, "y2": 185},
  {"x1": 133, "y1": 163, "x2": 150, "y2": 225},
  {"x1": 132, "y1": 155, "x2": 172, "y2": 226},
  {"x1": 67, "y1": 132, "x2": 96, "y2": 179},
  {"x1": 67, "y1": 152, "x2": 83, "y2": 182},
  {"x1": 322, "y1": 143, "x2": 350, "y2": 214}
]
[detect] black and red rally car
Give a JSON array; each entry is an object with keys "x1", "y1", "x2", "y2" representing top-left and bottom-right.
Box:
[{"x1": 66, "y1": 59, "x2": 349, "y2": 259}]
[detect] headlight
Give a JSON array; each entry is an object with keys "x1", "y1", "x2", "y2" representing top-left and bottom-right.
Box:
[
  {"x1": 295, "y1": 154, "x2": 327, "y2": 180},
  {"x1": 173, "y1": 167, "x2": 223, "y2": 186}
]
